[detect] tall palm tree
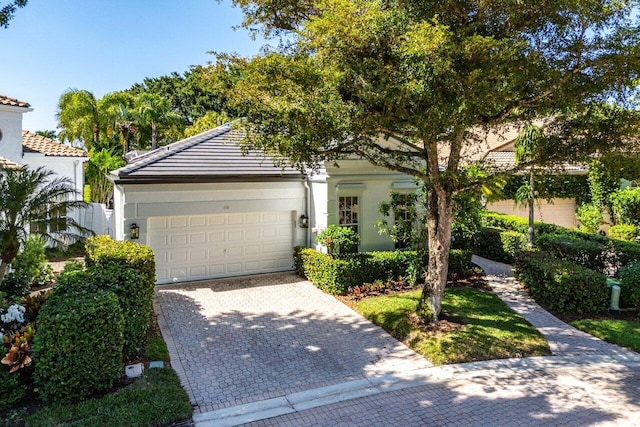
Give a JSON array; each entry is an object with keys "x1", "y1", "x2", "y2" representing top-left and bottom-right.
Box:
[
  {"x1": 134, "y1": 93, "x2": 180, "y2": 150},
  {"x1": 57, "y1": 89, "x2": 100, "y2": 150},
  {"x1": 0, "y1": 167, "x2": 90, "y2": 281},
  {"x1": 514, "y1": 124, "x2": 546, "y2": 246}
]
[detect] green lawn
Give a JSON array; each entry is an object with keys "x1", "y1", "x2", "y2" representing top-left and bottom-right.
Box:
[
  {"x1": 355, "y1": 286, "x2": 550, "y2": 365},
  {"x1": 571, "y1": 318, "x2": 640, "y2": 353},
  {"x1": 26, "y1": 368, "x2": 191, "y2": 427}
]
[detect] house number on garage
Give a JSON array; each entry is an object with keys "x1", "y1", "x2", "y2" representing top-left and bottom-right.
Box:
[{"x1": 223, "y1": 205, "x2": 230, "y2": 210}]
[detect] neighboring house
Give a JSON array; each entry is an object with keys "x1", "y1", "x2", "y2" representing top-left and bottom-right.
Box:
[
  {"x1": 110, "y1": 123, "x2": 585, "y2": 284},
  {"x1": 0, "y1": 94, "x2": 88, "y2": 225}
]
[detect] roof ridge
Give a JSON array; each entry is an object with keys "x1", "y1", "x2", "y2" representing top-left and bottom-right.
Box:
[{"x1": 114, "y1": 124, "x2": 234, "y2": 175}]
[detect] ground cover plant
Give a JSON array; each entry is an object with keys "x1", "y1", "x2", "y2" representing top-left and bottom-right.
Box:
[
  {"x1": 353, "y1": 282, "x2": 550, "y2": 365},
  {"x1": 26, "y1": 368, "x2": 191, "y2": 427}
]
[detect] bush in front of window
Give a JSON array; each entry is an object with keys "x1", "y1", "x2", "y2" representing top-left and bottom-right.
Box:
[
  {"x1": 294, "y1": 247, "x2": 473, "y2": 294},
  {"x1": 316, "y1": 225, "x2": 360, "y2": 257}
]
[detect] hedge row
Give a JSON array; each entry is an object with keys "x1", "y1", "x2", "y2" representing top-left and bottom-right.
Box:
[
  {"x1": 294, "y1": 247, "x2": 472, "y2": 294},
  {"x1": 483, "y1": 212, "x2": 640, "y2": 275},
  {"x1": 473, "y1": 227, "x2": 526, "y2": 263},
  {"x1": 514, "y1": 251, "x2": 609, "y2": 314},
  {"x1": 32, "y1": 236, "x2": 156, "y2": 403}
]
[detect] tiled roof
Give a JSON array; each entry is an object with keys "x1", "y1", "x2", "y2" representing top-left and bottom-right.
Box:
[
  {"x1": 484, "y1": 151, "x2": 587, "y2": 173},
  {"x1": 0, "y1": 156, "x2": 23, "y2": 170},
  {"x1": 22, "y1": 131, "x2": 87, "y2": 158},
  {"x1": 112, "y1": 124, "x2": 302, "y2": 183},
  {"x1": 0, "y1": 94, "x2": 30, "y2": 108}
]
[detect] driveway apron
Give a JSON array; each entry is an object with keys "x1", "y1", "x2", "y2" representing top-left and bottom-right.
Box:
[{"x1": 154, "y1": 273, "x2": 432, "y2": 415}]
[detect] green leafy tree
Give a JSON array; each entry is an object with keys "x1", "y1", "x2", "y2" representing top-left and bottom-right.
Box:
[
  {"x1": 134, "y1": 93, "x2": 182, "y2": 149},
  {"x1": 226, "y1": 0, "x2": 640, "y2": 322},
  {"x1": 0, "y1": 167, "x2": 89, "y2": 281},
  {"x1": 184, "y1": 111, "x2": 232, "y2": 137},
  {"x1": 85, "y1": 148, "x2": 125, "y2": 207},
  {"x1": 0, "y1": 0, "x2": 26, "y2": 28},
  {"x1": 57, "y1": 89, "x2": 101, "y2": 151}
]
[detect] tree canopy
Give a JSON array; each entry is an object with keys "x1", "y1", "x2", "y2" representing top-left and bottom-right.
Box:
[
  {"x1": 0, "y1": 0, "x2": 26, "y2": 28},
  {"x1": 225, "y1": 0, "x2": 640, "y2": 322}
]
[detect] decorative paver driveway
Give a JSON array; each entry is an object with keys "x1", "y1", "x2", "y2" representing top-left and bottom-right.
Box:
[{"x1": 154, "y1": 273, "x2": 432, "y2": 415}]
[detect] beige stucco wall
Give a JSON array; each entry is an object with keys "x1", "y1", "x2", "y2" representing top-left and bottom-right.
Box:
[{"x1": 486, "y1": 197, "x2": 578, "y2": 229}]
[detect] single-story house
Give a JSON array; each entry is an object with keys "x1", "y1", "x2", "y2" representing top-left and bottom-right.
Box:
[
  {"x1": 110, "y1": 123, "x2": 585, "y2": 284},
  {"x1": 0, "y1": 94, "x2": 88, "y2": 220}
]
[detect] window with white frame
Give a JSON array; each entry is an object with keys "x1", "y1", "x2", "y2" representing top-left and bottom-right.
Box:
[{"x1": 338, "y1": 196, "x2": 359, "y2": 233}]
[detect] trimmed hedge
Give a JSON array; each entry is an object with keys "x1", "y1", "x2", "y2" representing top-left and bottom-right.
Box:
[
  {"x1": 473, "y1": 227, "x2": 526, "y2": 263},
  {"x1": 294, "y1": 247, "x2": 473, "y2": 294},
  {"x1": 535, "y1": 233, "x2": 608, "y2": 273},
  {"x1": 33, "y1": 283, "x2": 124, "y2": 403},
  {"x1": 618, "y1": 263, "x2": 640, "y2": 309},
  {"x1": 85, "y1": 235, "x2": 155, "y2": 285},
  {"x1": 483, "y1": 212, "x2": 565, "y2": 236},
  {"x1": 514, "y1": 251, "x2": 609, "y2": 314},
  {"x1": 84, "y1": 236, "x2": 155, "y2": 358}
]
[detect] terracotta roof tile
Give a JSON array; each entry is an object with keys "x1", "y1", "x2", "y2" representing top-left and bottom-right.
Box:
[
  {"x1": 0, "y1": 94, "x2": 30, "y2": 108},
  {"x1": 0, "y1": 156, "x2": 23, "y2": 170},
  {"x1": 22, "y1": 130, "x2": 87, "y2": 157}
]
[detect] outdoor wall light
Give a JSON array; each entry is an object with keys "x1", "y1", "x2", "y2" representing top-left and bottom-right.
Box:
[
  {"x1": 299, "y1": 215, "x2": 309, "y2": 228},
  {"x1": 130, "y1": 223, "x2": 140, "y2": 240}
]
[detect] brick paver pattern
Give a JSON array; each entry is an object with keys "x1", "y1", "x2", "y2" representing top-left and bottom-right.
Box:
[
  {"x1": 157, "y1": 260, "x2": 640, "y2": 426},
  {"x1": 155, "y1": 273, "x2": 431, "y2": 414}
]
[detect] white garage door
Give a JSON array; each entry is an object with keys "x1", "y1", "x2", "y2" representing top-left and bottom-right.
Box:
[
  {"x1": 486, "y1": 198, "x2": 577, "y2": 229},
  {"x1": 149, "y1": 211, "x2": 294, "y2": 284}
]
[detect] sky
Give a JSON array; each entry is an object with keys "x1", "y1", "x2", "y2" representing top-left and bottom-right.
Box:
[{"x1": 0, "y1": 0, "x2": 265, "y2": 132}]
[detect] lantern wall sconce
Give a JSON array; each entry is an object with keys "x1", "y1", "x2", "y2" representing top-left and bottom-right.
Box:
[
  {"x1": 130, "y1": 223, "x2": 140, "y2": 240},
  {"x1": 299, "y1": 215, "x2": 309, "y2": 228}
]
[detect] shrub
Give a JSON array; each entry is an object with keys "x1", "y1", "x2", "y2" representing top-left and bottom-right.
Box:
[
  {"x1": 88, "y1": 264, "x2": 153, "y2": 358},
  {"x1": 294, "y1": 247, "x2": 473, "y2": 293},
  {"x1": 611, "y1": 187, "x2": 640, "y2": 226},
  {"x1": 0, "y1": 270, "x2": 31, "y2": 299},
  {"x1": 33, "y1": 287, "x2": 123, "y2": 404},
  {"x1": 448, "y1": 249, "x2": 474, "y2": 279},
  {"x1": 576, "y1": 203, "x2": 603, "y2": 234},
  {"x1": 473, "y1": 227, "x2": 526, "y2": 263},
  {"x1": 294, "y1": 248, "x2": 413, "y2": 294},
  {"x1": 84, "y1": 236, "x2": 155, "y2": 358},
  {"x1": 514, "y1": 251, "x2": 609, "y2": 314},
  {"x1": 609, "y1": 240, "x2": 640, "y2": 274},
  {"x1": 618, "y1": 263, "x2": 640, "y2": 309},
  {"x1": 1, "y1": 235, "x2": 54, "y2": 298},
  {"x1": 315, "y1": 225, "x2": 360, "y2": 256},
  {"x1": 608, "y1": 224, "x2": 639, "y2": 242},
  {"x1": 85, "y1": 235, "x2": 155, "y2": 285},
  {"x1": 482, "y1": 212, "x2": 565, "y2": 236},
  {"x1": 0, "y1": 367, "x2": 27, "y2": 412},
  {"x1": 535, "y1": 233, "x2": 608, "y2": 273}
]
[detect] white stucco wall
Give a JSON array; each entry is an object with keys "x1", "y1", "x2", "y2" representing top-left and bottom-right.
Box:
[
  {"x1": 325, "y1": 160, "x2": 416, "y2": 252},
  {"x1": 0, "y1": 105, "x2": 27, "y2": 164},
  {"x1": 115, "y1": 181, "x2": 309, "y2": 248}
]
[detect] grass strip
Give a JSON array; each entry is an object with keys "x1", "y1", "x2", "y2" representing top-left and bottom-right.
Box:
[
  {"x1": 355, "y1": 286, "x2": 550, "y2": 365},
  {"x1": 26, "y1": 368, "x2": 191, "y2": 427},
  {"x1": 571, "y1": 318, "x2": 640, "y2": 352}
]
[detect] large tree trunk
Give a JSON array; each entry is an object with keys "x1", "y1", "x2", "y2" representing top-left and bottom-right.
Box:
[{"x1": 417, "y1": 182, "x2": 454, "y2": 323}]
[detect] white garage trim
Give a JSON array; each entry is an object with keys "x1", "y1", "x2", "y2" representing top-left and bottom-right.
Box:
[{"x1": 149, "y1": 211, "x2": 295, "y2": 284}]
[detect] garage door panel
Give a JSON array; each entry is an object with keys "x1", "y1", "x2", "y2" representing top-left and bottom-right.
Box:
[
  {"x1": 170, "y1": 217, "x2": 188, "y2": 228},
  {"x1": 207, "y1": 231, "x2": 225, "y2": 243},
  {"x1": 170, "y1": 234, "x2": 188, "y2": 245},
  {"x1": 149, "y1": 211, "x2": 294, "y2": 284},
  {"x1": 189, "y1": 232, "x2": 207, "y2": 244}
]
